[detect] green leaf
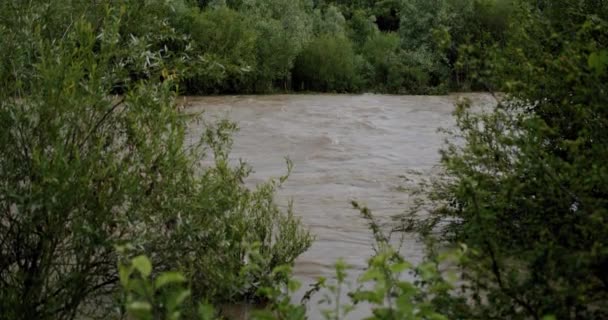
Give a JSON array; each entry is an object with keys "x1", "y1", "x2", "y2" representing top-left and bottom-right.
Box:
[
  {"x1": 351, "y1": 290, "x2": 383, "y2": 304},
  {"x1": 119, "y1": 264, "x2": 132, "y2": 287},
  {"x1": 198, "y1": 303, "x2": 216, "y2": 320},
  {"x1": 132, "y1": 255, "x2": 152, "y2": 277},
  {"x1": 428, "y1": 314, "x2": 449, "y2": 320},
  {"x1": 389, "y1": 261, "x2": 412, "y2": 273},
  {"x1": 272, "y1": 264, "x2": 292, "y2": 276},
  {"x1": 155, "y1": 272, "x2": 187, "y2": 289},
  {"x1": 251, "y1": 310, "x2": 276, "y2": 320},
  {"x1": 167, "y1": 289, "x2": 191, "y2": 311},
  {"x1": 128, "y1": 301, "x2": 152, "y2": 313},
  {"x1": 288, "y1": 279, "x2": 301, "y2": 292},
  {"x1": 588, "y1": 50, "x2": 608, "y2": 75},
  {"x1": 359, "y1": 268, "x2": 383, "y2": 282}
]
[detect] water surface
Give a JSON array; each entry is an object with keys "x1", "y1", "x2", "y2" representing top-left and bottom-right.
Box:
[{"x1": 185, "y1": 93, "x2": 495, "y2": 319}]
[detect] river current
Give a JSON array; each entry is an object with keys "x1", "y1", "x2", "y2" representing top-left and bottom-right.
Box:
[{"x1": 185, "y1": 93, "x2": 495, "y2": 319}]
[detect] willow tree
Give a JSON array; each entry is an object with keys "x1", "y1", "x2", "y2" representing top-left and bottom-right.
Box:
[{"x1": 0, "y1": 3, "x2": 311, "y2": 319}]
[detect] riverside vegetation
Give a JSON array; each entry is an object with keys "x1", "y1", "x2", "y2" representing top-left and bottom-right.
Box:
[{"x1": 0, "y1": 0, "x2": 607, "y2": 320}]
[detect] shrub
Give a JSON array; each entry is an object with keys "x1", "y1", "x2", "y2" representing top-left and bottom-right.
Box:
[
  {"x1": 408, "y1": 3, "x2": 608, "y2": 318},
  {"x1": 360, "y1": 33, "x2": 447, "y2": 94},
  {"x1": 292, "y1": 35, "x2": 362, "y2": 92},
  {"x1": 175, "y1": 6, "x2": 257, "y2": 93},
  {"x1": 0, "y1": 4, "x2": 311, "y2": 320},
  {"x1": 239, "y1": 0, "x2": 313, "y2": 92},
  {"x1": 348, "y1": 9, "x2": 379, "y2": 48}
]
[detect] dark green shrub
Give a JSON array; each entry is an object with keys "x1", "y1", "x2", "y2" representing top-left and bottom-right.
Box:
[
  {"x1": 361, "y1": 33, "x2": 447, "y2": 94},
  {"x1": 176, "y1": 6, "x2": 257, "y2": 93},
  {"x1": 292, "y1": 35, "x2": 362, "y2": 92},
  {"x1": 361, "y1": 32, "x2": 401, "y2": 87},
  {"x1": 0, "y1": 4, "x2": 311, "y2": 320},
  {"x1": 312, "y1": 5, "x2": 347, "y2": 36},
  {"x1": 408, "y1": 3, "x2": 608, "y2": 318},
  {"x1": 242, "y1": 0, "x2": 313, "y2": 92},
  {"x1": 348, "y1": 9, "x2": 379, "y2": 48}
]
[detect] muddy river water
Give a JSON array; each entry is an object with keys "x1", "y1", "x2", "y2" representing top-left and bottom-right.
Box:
[{"x1": 185, "y1": 94, "x2": 495, "y2": 319}]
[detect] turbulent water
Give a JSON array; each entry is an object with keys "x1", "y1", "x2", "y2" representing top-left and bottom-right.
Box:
[{"x1": 185, "y1": 93, "x2": 496, "y2": 319}]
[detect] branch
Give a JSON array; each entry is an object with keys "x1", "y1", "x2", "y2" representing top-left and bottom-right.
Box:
[
  {"x1": 77, "y1": 97, "x2": 125, "y2": 152},
  {"x1": 470, "y1": 191, "x2": 540, "y2": 320}
]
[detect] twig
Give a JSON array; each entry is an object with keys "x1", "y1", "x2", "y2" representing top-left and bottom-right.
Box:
[{"x1": 77, "y1": 97, "x2": 125, "y2": 152}]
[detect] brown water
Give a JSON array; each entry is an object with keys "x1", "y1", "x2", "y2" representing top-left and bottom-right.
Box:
[{"x1": 185, "y1": 93, "x2": 495, "y2": 319}]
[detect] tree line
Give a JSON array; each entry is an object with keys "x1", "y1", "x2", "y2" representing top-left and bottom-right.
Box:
[
  {"x1": 176, "y1": 0, "x2": 517, "y2": 94},
  {"x1": 0, "y1": 0, "x2": 519, "y2": 95}
]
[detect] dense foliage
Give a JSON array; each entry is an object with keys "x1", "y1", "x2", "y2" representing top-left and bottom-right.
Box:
[
  {"x1": 1, "y1": 0, "x2": 607, "y2": 319},
  {"x1": 0, "y1": 2, "x2": 311, "y2": 319},
  {"x1": 177, "y1": 0, "x2": 518, "y2": 94},
  {"x1": 404, "y1": 1, "x2": 608, "y2": 319},
  {"x1": 209, "y1": 0, "x2": 519, "y2": 94},
  {"x1": 0, "y1": 0, "x2": 520, "y2": 95}
]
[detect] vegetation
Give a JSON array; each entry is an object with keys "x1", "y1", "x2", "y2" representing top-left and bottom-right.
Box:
[
  {"x1": 1, "y1": 0, "x2": 607, "y2": 319},
  {"x1": 0, "y1": 0, "x2": 524, "y2": 95},
  {"x1": 403, "y1": 1, "x2": 608, "y2": 319},
  {"x1": 0, "y1": 2, "x2": 311, "y2": 319}
]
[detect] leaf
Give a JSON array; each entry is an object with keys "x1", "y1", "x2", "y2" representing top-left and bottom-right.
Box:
[
  {"x1": 350, "y1": 290, "x2": 383, "y2": 304},
  {"x1": 119, "y1": 264, "x2": 132, "y2": 287},
  {"x1": 271, "y1": 265, "x2": 292, "y2": 276},
  {"x1": 588, "y1": 50, "x2": 608, "y2": 75},
  {"x1": 198, "y1": 303, "x2": 216, "y2": 320},
  {"x1": 167, "y1": 289, "x2": 191, "y2": 311},
  {"x1": 359, "y1": 268, "x2": 383, "y2": 282},
  {"x1": 389, "y1": 261, "x2": 412, "y2": 273},
  {"x1": 288, "y1": 279, "x2": 301, "y2": 292},
  {"x1": 128, "y1": 301, "x2": 152, "y2": 313},
  {"x1": 155, "y1": 272, "x2": 187, "y2": 289},
  {"x1": 428, "y1": 314, "x2": 449, "y2": 320},
  {"x1": 132, "y1": 255, "x2": 152, "y2": 277},
  {"x1": 251, "y1": 310, "x2": 276, "y2": 320}
]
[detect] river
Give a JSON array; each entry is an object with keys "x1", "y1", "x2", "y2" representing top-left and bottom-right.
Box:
[{"x1": 185, "y1": 93, "x2": 495, "y2": 319}]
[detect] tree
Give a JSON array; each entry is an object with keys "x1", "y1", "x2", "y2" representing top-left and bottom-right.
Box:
[
  {"x1": 0, "y1": 3, "x2": 312, "y2": 319},
  {"x1": 293, "y1": 35, "x2": 362, "y2": 92},
  {"x1": 175, "y1": 6, "x2": 258, "y2": 93},
  {"x1": 237, "y1": 0, "x2": 313, "y2": 92},
  {"x1": 408, "y1": 1, "x2": 608, "y2": 318}
]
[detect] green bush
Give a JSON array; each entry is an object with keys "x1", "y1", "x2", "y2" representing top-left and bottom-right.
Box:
[
  {"x1": 312, "y1": 5, "x2": 347, "y2": 36},
  {"x1": 0, "y1": 4, "x2": 311, "y2": 320},
  {"x1": 292, "y1": 35, "x2": 362, "y2": 92},
  {"x1": 241, "y1": 0, "x2": 313, "y2": 92},
  {"x1": 360, "y1": 33, "x2": 447, "y2": 94},
  {"x1": 407, "y1": 2, "x2": 608, "y2": 318},
  {"x1": 175, "y1": 6, "x2": 257, "y2": 93},
  {"x1": 361, "y1": 32, "x2": 401, "y2": 86},
  {"x1": 117, "y1": 204, "x2": 473, "y2": 320},
  {"x1": 348, "y1": 9, "x2": 379, "y2": 48}
]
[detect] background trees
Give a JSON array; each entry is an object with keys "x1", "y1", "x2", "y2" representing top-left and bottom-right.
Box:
[{"x1": 18, "y1": 0, "x2": 514, "y2": 95}]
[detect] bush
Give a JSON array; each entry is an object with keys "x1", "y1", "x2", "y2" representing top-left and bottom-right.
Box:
[
  {"x1": 348, "y1": 9, "x2": 379, "y2": 48},
  {"x1": 360, "y1": 33, "x2": 447, "y2": 94},
  {"x1": 117, "y1": 204, "x2": 474, "y2": 320},
  {"x1": 240, "y1": 0, "x2": 313, "y2": 92},
  {"x1": 0, "y1": 5, "x2": 311, "y2": 320},
  {"x1": 361, "y1": 32, "x2": 401, "y2": 87},
  {"x1": 407, "y1": 3, "x2": 608, "y2": 318},
  {"x1": 292, "y1": 35, "x2": 362, "y2": 92},
  {"x1": 175, "y1": 6, "x2": 258, "y2": 93}
]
